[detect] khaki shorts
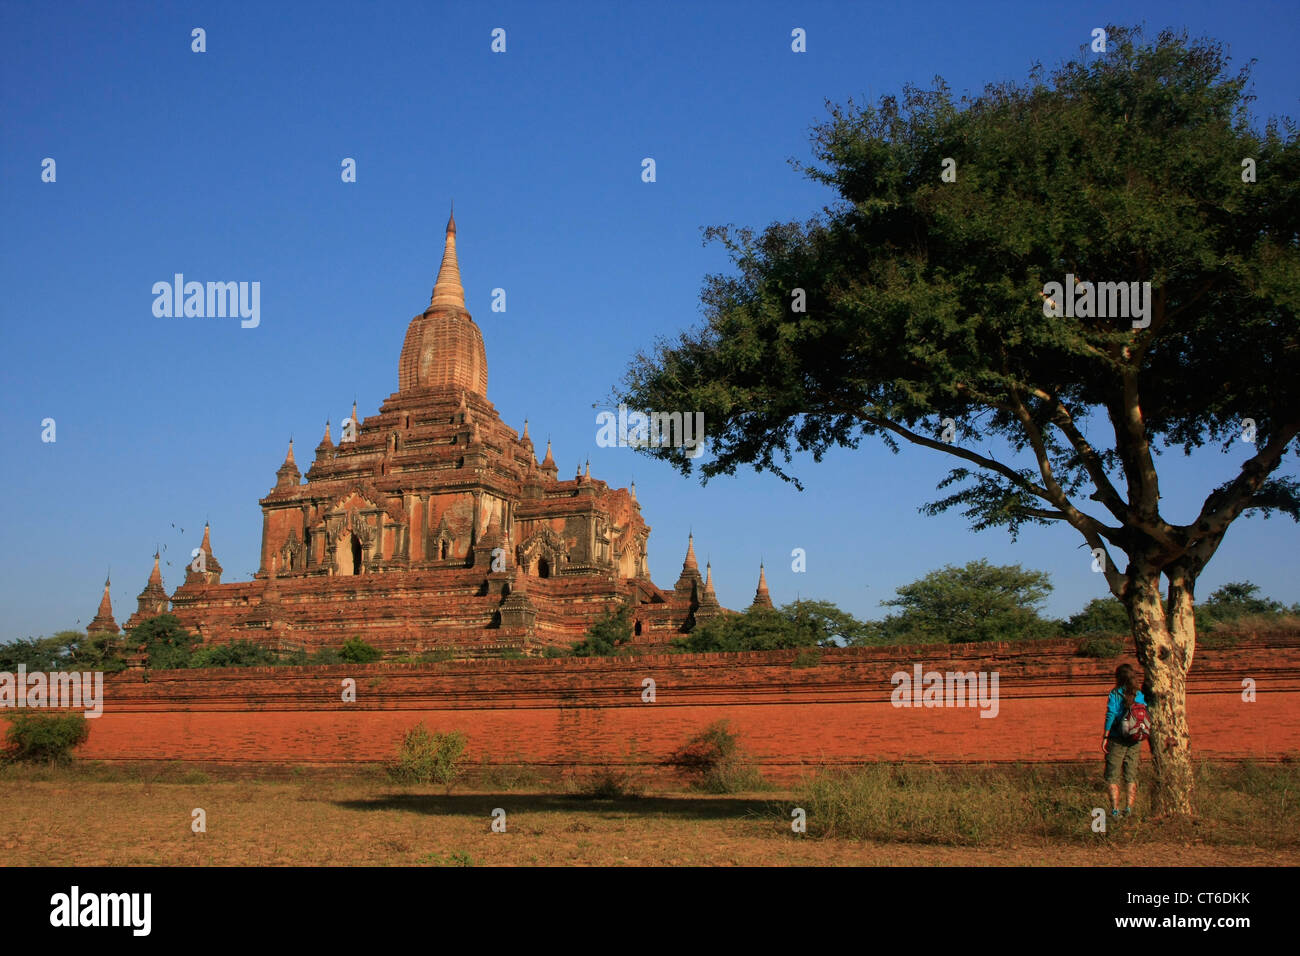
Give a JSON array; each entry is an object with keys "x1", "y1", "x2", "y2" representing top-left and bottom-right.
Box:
[{"x1": 1104, "y1": 738, "x2": 1141, "y2": 784}]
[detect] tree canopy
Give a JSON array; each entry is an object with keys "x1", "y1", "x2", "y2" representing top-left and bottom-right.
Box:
[
  {"x1": 615, "y1": 25, "x2": 1299, "y2": 816},
  {"x1": 865, "y1": 559, "x2": 1057, "y2": 645}
]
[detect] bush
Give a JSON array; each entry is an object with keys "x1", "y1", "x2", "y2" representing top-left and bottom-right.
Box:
[
  {"x1": 339, "y1": 637, "x2": 382, "y2": 663},
  {"x1": 570, "y1": 603, "x2": 635, "y2": 657},
  {"x1": 190, "y1": 640, "x2": 282, "y2": 669},
  {"x1": 668, "y1": 720, "x2": 766, "y2": 793},
  {"x1": 568, "y1": 767, "x2": 644, "y2": 799},
  {"x1": 792, "y1": 647, "x2": 822, "y2": 668},
  {"x1": 388, "y1": 724, "x2": 467, "y2": 792},
  {"x1": 129, "y1": 615, "x2": 200, "y2": 670},
  {"x1": 1075, "y1": 635, "x2": 1123, "y2": 658},
  {"x1": 3, "y1": 712, "x2": 90, "y2": 763}
]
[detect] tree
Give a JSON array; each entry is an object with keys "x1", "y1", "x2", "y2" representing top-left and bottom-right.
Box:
[
  {"x1": 128, "y1": 615, "x2": 199, "y2": 670},
  {"x1": 615, "y1": 27, "x2": 1299, "y2": 817},
  {"x1": 0, "y1": 630, "x2": 128, "y2": 673},
  {"x1": 1196, "y1": 581, "x2": 1287, "y2": 629},
  {"x1": 1063, "y1": 597, "x2": 1132, "y2": 637},
  {"x1": 570, "y1": 603, "x2": 636, "y2": 657},
  {"x1": 339, "y1": 636, "x2": 382, "y2": 663},
  {"x1": 675, "y1": 600, "x2": 869, "y2": 652},
  {"x1": 867, "y1": 560, "x2": 1057, "y2": 645}
]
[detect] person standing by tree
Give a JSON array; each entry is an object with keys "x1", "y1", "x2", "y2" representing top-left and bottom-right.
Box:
[{"x1": 1103, "y1": 664, "x2": 1150, "y2": 818}]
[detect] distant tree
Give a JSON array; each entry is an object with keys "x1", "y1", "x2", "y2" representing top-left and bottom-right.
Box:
[
  {"x1": 675, "y1": 607, "x2": 798, "y2": 653},
  {"x1": 570, "y1": 603, "x2": 636, "y2": 657},
  {"x1": 190, "y1": 640, "x2": 283, "y2": 669},
  {"x1": 1064, "y1": 597, "x2": 1132, "y2": 637},
  {"x1": 787, "y1": 599, "x2": 873, "y2": 647},
  {"x1": 675, "y1": 600, "x2": 869, "y2": 652},
  {"x1": 865, "y1": 560, "x2": 1057, "y2": 645},
  {"x1": 127, "y1": 615, "x2": 199, "y2": 670},
  {"x1": 0, "y1": 634, "x2": 74, "y2": 671},
  {"x1": 1196, "y1": 581, "x2": 1288, "y2": 629},
  {"x1": 615, "y1": 28, "x2": 1300, "y2": 816},
  {"x1": 1, "y1": 629, "x2": 128, "y2": 673},
  {"x1": 338, "y1": 637, "x2": 382, "y2": 664}
]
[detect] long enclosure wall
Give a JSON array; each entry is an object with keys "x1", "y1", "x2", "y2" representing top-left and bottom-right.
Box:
[{"x1": 10, "y1": 637, "x2": 1300, "y2": 777}]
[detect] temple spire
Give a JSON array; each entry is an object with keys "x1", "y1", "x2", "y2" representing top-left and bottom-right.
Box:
[
  {"x1": 682, "y1": 533, "x2": 698, "y2": 572},
  {"x1": 88, "y1": 575, "x2": 119, "y2": 635},
  {"x1": 751, "y1": 562, "x2": 774, "y2": 609},
  {"x1": 148, "y1": 551, "x2": 163, "y2": 586},
  {"x1": 429, "y1": 208, "x2": 465, "y2": 310},
  {"x1": 277, "y1": 438, "x2": 301, "y2": 488}
]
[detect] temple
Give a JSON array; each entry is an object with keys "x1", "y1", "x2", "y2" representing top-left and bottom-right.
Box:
[{"x1": 94, "y1": 212, "x2": 769, "y2": 657}]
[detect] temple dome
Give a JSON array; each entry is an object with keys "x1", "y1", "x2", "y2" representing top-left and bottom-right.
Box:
[{"x1": 397, "y1": 210, "x2": 489, "y2": 395}]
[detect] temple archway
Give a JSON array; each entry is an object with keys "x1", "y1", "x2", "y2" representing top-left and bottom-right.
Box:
[{"x1": 334, "y1": 532, "x2": 364, "y2": 576}]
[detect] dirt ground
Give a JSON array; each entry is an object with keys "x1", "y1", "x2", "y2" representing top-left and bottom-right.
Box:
[{"x1": 2, "y1": 779, "x2": 1294, "y2": 866}]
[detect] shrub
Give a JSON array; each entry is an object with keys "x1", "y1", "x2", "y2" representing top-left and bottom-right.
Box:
[
  {"x1": 568, "y1": 767, "x2": 644, "y2": 799},
  {"x1": 190, "y1": 639, "x2": 282, "y2": 668},
  {"x1": 388, "y1": 724, "x2": 467, "y2": 792},
  {"x1": 339, "y1": 637, "x2": 382, "y2": 663},
  {"x1": 792, "y1": 647, "x2": 822, "y2": 668},
  {"x1": 668, "y1": 720, "x2": 766, "y2": 793},
  {"x1": 570, "y1": 603, "x2": 635, "y2": 657},
  {"x1": 3, "y1": 712, "x2": 90, "y2": 763},
  {"x1": 1075, "y1": 635, "x2": 1123, "y2": 658},
  {"x1": 129, "y1": 615, "x2": 200, "y2": 670}
]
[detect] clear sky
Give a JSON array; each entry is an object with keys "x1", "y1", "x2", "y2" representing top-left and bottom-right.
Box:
[{"x1": 2, "y1": 0, "x2": 1297, "y2": 642}]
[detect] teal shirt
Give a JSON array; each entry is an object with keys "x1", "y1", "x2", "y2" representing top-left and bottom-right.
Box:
[{"x1": 1104, "y1": 688, "x2": 1147, "y2": 738}]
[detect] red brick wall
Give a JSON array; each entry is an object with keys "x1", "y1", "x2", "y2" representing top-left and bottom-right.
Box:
[{"x1": 8, "y1": 637, "x2": 1299, "y2": 777}]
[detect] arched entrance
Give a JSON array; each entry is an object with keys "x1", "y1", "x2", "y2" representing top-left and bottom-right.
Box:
[
  {"x1": 537, "y1": 558, "x2": 550, "y2": 579},
  {"x1": 334, "y1": 532, "x2": 364, "y2": 576}
]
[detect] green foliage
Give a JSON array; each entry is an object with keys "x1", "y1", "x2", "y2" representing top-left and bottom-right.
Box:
[
  {"x1": 388, "y1": 724, "x2": 467, "y2": 792},
  {"x1": 676, "y1": 599, "x2": 869, "y2": 653},
  {"x1": 668, "y1": 720, "x2": 767, "y2": 793},
  {"x1": 128, "y1": 615, "x2": 199, "y2": 670},
  {"x1": 792, "y1": 646, "x2": 823, "y2": 668},
  {"x1": 570, "y1": 603, "x2": 635, "y2": 657},
  {"x1": 570, "y1": 767, "x2": 645, "y2": 800},
  {"x1": 866, "y1": 560, "x2": 1058, "y2": 645},
  {"x1": 189, "y1": 640, "x2": 282, "y2": 669},
  {"x1": 1063, "y1": 598, "x2": 1131, "y2": 637},
  {"x1": 1196, "y1": 582, "x2": 1288, "y2": 631},
  {"x1": 1076, "y1": 636, "x2": 1124, "y2": 658},
  {"x1": 0, "y1": 630, "x2": 127, "y2": 673},
  {"x1": 339, "y1": 637, "x2": 382, "y2": 663},
  {"x1": 3, "y1": 712, "x2": 90, "y2": 763}
]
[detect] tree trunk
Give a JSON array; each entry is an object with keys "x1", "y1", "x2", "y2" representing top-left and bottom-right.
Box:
[{"x1": 1126, "y1": 573, "x2": 1196, "y2": 818}]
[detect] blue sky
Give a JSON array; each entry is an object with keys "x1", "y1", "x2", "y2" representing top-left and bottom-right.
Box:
[{"x1": 1, "y1": 0, "x2": 1297, "y2": 642}]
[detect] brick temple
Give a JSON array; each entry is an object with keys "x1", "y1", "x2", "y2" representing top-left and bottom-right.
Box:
[{"x1": 93, "y1": 212, "x2": 770, "y2": 657}]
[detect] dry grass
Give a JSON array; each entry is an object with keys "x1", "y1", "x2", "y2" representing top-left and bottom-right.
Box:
[{"x1": 0, "y1": 760, "x2": 1296, "y2": 866}]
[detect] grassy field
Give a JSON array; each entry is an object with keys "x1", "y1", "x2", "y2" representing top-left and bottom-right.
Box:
[{"x1": 1, "y1": 760, "x2": 1296, "y2": 866}]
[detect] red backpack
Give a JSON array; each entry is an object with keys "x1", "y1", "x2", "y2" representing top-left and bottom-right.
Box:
[{"x1": 1119, "y1": 701, "x2": 1151, "y2": 743}]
